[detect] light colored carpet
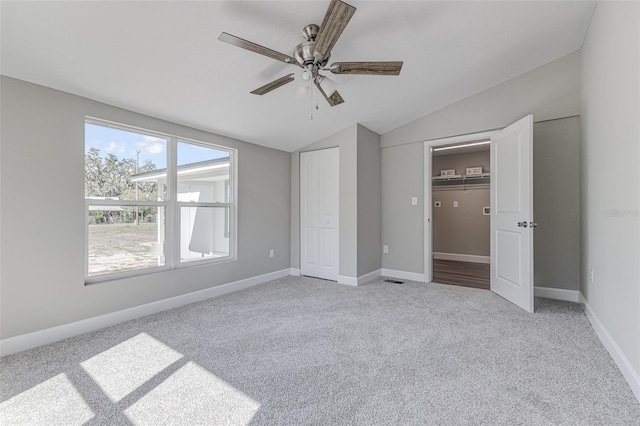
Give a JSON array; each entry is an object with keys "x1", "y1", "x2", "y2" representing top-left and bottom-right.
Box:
[{"x1": 1, "y1": 275, "x2": 639, "y2": 425}]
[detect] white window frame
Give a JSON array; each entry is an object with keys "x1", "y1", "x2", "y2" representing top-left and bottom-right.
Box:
[{"x1": 84, "y1": 117, "x2": 237, "y2": 284}]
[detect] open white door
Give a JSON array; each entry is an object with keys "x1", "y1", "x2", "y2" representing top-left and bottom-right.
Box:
[
  {"x1": 300, "y1": 148, "x2": 339, "y2": 281},
  {"x1": 490, "y1": 115, "x2": 534, "y2": 312}
]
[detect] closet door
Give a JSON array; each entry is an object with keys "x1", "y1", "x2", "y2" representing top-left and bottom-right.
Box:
[
  {"x1": 490, "y1": 115, "x2": 534, "y2": 312},
  {"x1": 300, "y1": 148, "x2": 339, "y2": 281}
]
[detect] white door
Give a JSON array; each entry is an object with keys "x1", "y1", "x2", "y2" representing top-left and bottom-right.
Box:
[
  {"x1": 300, "y1": 148, "x2": 339, "y2": 281},
  {"x1": 490, "y1": 115, "x2": 534, "y2": 312}
]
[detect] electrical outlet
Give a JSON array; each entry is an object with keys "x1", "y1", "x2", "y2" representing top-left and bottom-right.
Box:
[
  {"x1": 411, "y1": 196, "x2": 418, "y2": 206},
  {"x1": 590, "y1": 269, "x2": 594, "y2": 283},
  {"x1": 383, "y1": 245, "x2": 389, "y2": 254},
  {"x1": 269, "y1": 249, "x2": 275, "y2": 258},
  {"x1": 453, "y1": 201, "x2": 459, "y2": 208}
]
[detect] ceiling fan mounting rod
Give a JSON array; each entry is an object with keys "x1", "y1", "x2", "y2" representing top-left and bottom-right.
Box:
[{"x1": 302, "y1": 24, "x2": 320, "y2": 42}]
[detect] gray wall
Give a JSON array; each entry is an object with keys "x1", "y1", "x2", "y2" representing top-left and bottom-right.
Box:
[
  {"x1": 290, "y1": 152, "x2": 301, "y2": 269},
  {"x1": 0, "y1": 76, "x2": 291, "y2": 339},
  {"x1": 381, "y1": 53, "x2": 582, "y2": 291},
  {"x1": 356, "y1": 125, "x2": 382, "y2": 276},
  {"x1": 533, "y1": 117, "x2": 581, "y2": 290},
  {"x1": 381, "y1": 51, "x2": 581, "y2": 148},
  {"x1": 381, "y1": 142, "x2": 424, "y2": 273},
  {"x1": 580, "y1": 2, "x2": 640, "y2": 378},
  {"x1": 432, "y1": 188, "x2": 490, "y2": 256}
]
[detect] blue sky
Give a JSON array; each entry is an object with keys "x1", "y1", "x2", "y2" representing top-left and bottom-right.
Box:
[{"x1": 85, "y1": 123, "x2": 228, "y2": 169}]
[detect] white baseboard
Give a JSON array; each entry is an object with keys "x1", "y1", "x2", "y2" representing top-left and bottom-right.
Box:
[
  {"x1": 381, "y1": 268, "x2": 426, "y2": 282},
  {"x1": 534, "y1": 286, "x2": 581, "y2": 303},
  {"x1": 337, "y1": 275, "x2": 358, "y2": 286},
  {"x1": 290, "y1": 268, "x2": 301, "y2": 276},
  {"x1": 580, "y1": 293, "x2": 640, "y2": 404},
  {"x1": 357, "y1": 269, "x2": 381, "y2": 285},
  {"x1": 433, "y1": 252, "x2": 490, "y2": 264},
  {"x1": 0, "y1": 268, "x2": 291, "y2": 357},
  {"x1": 307, "y1": 270, "x2": 381, "y2": 287}
]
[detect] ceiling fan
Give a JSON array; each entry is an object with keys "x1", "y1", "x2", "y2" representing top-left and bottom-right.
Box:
[{"x1": 218, "y1": 0, "x2": 403, "y2": 107}]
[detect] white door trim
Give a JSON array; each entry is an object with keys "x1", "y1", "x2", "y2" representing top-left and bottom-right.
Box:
[{"x1": 423, "y1": 131, "x2": 498, "y2": 283}]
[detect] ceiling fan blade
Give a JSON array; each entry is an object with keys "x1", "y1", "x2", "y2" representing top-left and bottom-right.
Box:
[
  {"x1": 218, "y1": 32, "x2": 299, "y2": 66},
  {"x1": 314, "y1": 79, "x2": 345, "y2": 107},
  {"x1": 329, "y1": 61, "x2": 404, "y2": 76},
  {"x1": 313, "y1": 0, "x2": 356, "y2": 63},
  {"x1": 250, "y1": 74, "x2": 295, "y2": 95}
]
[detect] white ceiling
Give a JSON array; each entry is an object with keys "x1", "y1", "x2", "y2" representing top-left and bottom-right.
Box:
[{"x1": 0, "y1": 1, "x2": 595, "y2": 152}]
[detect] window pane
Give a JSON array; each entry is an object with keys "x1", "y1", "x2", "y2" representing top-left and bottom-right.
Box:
[
  {"x1": 88, "y1": 206, "x2": 166, "y2": 276},
  {"x1": 180, "y1": 206, "x2": 229, "y2": 262},
  {"x1": 85, "y1": 123, "x2": 167, "y2": 202},
  {"x1": 85, "y1": 120, "x2": 236, "y2": 281},
  {"x1": 177, "y1": 141, "x2": 230, "y2": 203}
]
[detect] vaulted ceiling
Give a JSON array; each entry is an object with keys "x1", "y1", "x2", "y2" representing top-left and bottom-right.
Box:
[{"x1": 0, "y1": 1, "x2": 595, "y2": 152}]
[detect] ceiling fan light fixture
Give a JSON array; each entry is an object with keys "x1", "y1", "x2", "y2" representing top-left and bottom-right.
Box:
[
  {"x1": 295, "y1": 68, "x2": 313, "y2": 87},
  {"x1": 317, "y1": 75, "x2": 338, "y2": 96},
  {"x1": 293, "y1": 85, "x2": 310, "y2": 100}
]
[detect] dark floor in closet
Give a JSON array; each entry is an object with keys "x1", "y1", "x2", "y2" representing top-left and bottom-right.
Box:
[{"x1": 432, "y1": 259, "x2": 490, "y2": 289}]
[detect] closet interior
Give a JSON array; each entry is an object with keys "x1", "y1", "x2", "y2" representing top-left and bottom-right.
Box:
[{"x1": 431, "y1": 142, "x2": 490, "y2": 289}]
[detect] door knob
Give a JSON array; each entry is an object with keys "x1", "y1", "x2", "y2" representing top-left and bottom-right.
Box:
[
  {"x1": 530, "y1": 222, "x2": 538, "y2": 228},
  {"x1": 517, "y1": 221, "x2": 528, "y2": 227}
]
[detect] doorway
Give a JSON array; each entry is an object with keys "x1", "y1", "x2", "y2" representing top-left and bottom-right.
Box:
[
  {"x1": 431, "y1": 140, "x2": 491, "y2": 289},
  {"x1": 424, "y1": 115, "x2": 535, "y2": 312}
]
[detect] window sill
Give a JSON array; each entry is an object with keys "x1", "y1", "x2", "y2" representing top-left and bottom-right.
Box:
[{"x1": 85, "y1": 256, "x2": 237, "y2": 286}]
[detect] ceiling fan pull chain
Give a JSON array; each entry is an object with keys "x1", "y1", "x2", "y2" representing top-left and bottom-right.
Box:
[{"x1": 310, "y1": 83, "x2": 314, "y2": 120}]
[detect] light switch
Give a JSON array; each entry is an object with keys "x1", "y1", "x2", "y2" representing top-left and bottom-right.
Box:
[
  {"x1": 453, "y1": 201, "x2": 459, "y2": 207},
  {"x1": 411, "y1": 196, "x2": 418, "y2": 206}
]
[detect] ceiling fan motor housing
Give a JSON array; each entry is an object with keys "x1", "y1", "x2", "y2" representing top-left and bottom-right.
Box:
[{"x1": 294, "y1": 25, "x2": 330, "y2": 67}]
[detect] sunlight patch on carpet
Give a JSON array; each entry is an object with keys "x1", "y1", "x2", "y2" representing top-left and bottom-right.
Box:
[
  {"x1": 80, "y1": 333, "x2": 183, "y2": 402},
  {"x1": 124, "y1": 361, "x2": 260, "y2": 425},
  {"x1": 0, "y1": 373, "x2": 94, "y2": 425}
]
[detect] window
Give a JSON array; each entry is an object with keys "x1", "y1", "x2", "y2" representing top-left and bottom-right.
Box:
[{"x1": 85, "y1": 118, "x2": 236, "y2": 282}]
